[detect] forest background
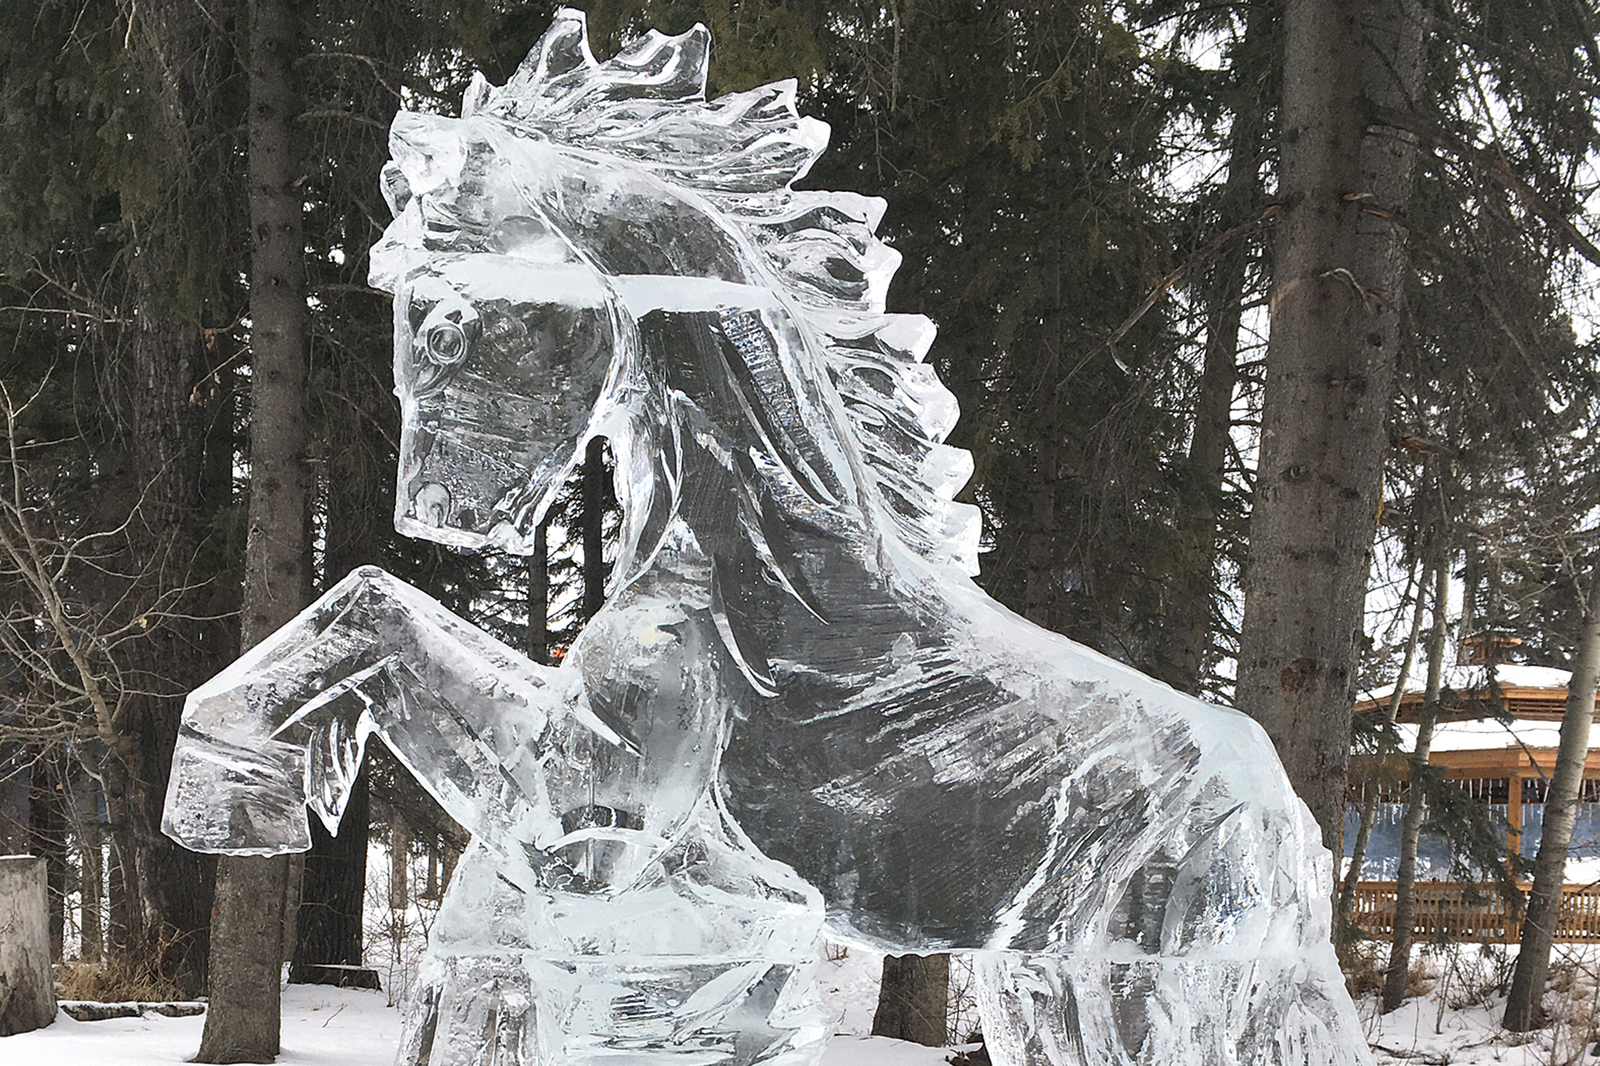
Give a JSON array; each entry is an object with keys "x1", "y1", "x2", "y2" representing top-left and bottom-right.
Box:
[{"x1": 3, "y1": 0, "x2": 1600, "y2": 1058}]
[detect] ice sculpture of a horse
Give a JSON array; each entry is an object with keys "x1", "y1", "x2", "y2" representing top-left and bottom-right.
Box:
[{"x1": 162, "y1": 11, "x2": 1371, "y2": 1066}]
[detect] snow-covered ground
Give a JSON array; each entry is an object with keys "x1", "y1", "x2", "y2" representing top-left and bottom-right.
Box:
[
  {"x1": 0, "y1": 947, "x2": 948, "y2": 1066},
  {"x1": 0, "y1": 984, "x2": 396, "y2": 1066},
  {"x1": 1358, "y1": 942, "x2": 1600, "y2": 1065},
  {"x1": 6, "y1": 942, "x2": 1600, "y2": 1066},
  {"x1": 0, "y1": 986, "x2": 949, "y2": 1066}
]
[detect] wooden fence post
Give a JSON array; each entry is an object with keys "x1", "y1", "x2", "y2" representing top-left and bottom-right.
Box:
[{"x1": 0, "y1": 855, "x2": 57, "y2": 1035}]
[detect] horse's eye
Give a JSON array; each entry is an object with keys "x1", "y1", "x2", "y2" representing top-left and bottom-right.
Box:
[{"x1": 424, "y1": 321, "x2": 469, "y2": 365}]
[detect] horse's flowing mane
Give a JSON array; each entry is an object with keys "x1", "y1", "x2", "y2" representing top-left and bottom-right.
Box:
[{"x1": 473, "y1": 9, "x2": 981, "y2": 579}]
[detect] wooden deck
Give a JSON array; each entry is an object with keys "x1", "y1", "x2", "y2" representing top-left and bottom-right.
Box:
[{"x1": 1349, "y1": 881, "x2": 1600, "y2": 943}]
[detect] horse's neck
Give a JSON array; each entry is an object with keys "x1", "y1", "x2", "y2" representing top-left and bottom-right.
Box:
[{"x1": 654, "y1": 501, "x2": 954, "y2": 709}]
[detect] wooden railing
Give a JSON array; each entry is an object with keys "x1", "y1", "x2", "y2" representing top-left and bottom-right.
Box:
[{"x1": 1349, "y1": 881, "x2": 1600, "y2": 943}]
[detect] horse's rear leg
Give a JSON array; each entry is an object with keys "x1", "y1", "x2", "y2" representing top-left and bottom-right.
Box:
[{"x1": 973, "y1": 801, "x2": 1366, "y2": 1066}]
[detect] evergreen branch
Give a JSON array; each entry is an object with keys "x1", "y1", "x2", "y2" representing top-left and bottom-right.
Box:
[
  {"x1": 1369, "y1": 104, "x2": 1600, "y2": 270},
  {"x1": 1072, "y1": 206, "x2": 1276, "y2": 377},
  {"x1": 297, "y1": 109, "x2": 390, "y2": 132}
]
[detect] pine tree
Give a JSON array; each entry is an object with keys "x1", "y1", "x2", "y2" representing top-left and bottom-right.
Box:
[
  {"x1": 0, "y1": 0, "x2": 247, "y2": 994},
  {"x1": 1236, "y1": 0, "x2": 1425, "y2": 849},
  {"x1": 198, "y1": 0, "x2": 312, "y2": 1057},
  {"x1": 1505, "y1": 586, "x2": 1600, "y2": 1029}
]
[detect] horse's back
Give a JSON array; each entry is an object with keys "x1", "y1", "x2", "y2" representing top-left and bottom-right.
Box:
[{"x1": 721, "y1": 597, "x2": 1310, "y2": 953}]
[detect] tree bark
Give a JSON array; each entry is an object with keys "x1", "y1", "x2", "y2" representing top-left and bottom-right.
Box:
[
  {"x1": 109, "y1": 305, "x2": 225, "y2": 998},
  {"x1": 102, "y1": 0, "x2": 239, "y2": 995},
  {"x1": 289, "y1": 771, "x2": 368, "y2": 984},
  {"x1": 289, "y1": 249, "x2": 387, "y2": 987},
  {"x1": 1503, "y1": 595, "x2": 1600, "y2": 1031},
  {"x1": 197, "y1": 0, "x2": 310, "y2": 1059},
  {"x1": 872, "y1": 953, "x2": 949, "y2": 1047},
  {"x1": 528, "y1": 521, "x2": 550, "y2": 664},
  {"x1": 1381, "y1": 553, "x2": 1447, "y2": 1012},
  {"x1": 582, "y1": 437, "x2": 608, "y2": 621},
  {"x1": 1236, "y1": 0, "x2": 1424, "y2": 850},
  {"x1": 107, "y1": 840, "x2": 132, "y2": 959},
  {"x1": 27, "y1": 748, "x2": 67, "y2": 960},
  {"x1": 1018, "y1": 232, "x2": 1064, "y2": 636},
  {"x1": 79, "y1": 797, "x2": 103, "y2": 963},
  {"x1": 1338, "y1": 557, "x2": 1427, "y2": 930},
  {"x1": 389, "y1": 811, "x2": 410, "y2": 912},
  {"x1": 203, "y1": 856, "x2": 293, "y2": 1063},
  {"x1": 1158, "y1": 2, "x2": 1271, "y2": 694},
  {"x1": 0, "y1": 856, "x2": 57, "y2": 1036}
]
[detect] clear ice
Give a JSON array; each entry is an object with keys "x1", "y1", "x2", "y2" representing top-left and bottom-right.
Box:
[{"x1": 162, "y1": 10, "x2": 1374, "y2": 1065}]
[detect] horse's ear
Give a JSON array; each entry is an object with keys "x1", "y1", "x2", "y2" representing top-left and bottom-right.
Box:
[
  {"x1": 528, "y1": 9, "x2": 597, "y2": 81},
  {"x1": 461, "y1": 72, "x2": 493, "y2": 118},
  {"x1": 495, "y1": 8, "x2": 598, "y2": 110}
]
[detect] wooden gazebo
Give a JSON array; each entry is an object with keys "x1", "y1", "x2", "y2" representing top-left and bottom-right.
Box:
[{"x1": 1345, "y1": 663, "x2": 1600, "y2": 943}]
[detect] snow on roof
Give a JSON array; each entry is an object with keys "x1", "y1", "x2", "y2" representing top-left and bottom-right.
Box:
[
  {"x1": 1392, "y1": 716, "x2": 1567, "y2": 754},
  {"x1": 1357, "y1": 663, "x2": 1598, "y2": 756},
  {"x1": 1355, "y1": 663, "x2": 1572, "y2": 708}
]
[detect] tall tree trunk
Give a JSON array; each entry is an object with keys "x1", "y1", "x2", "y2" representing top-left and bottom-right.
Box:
[
  {"x1": 1159, "y1": 2, "x2": 1272, "y2": 694},
  {"x1": 288, "y1": 772, "x2": 367, "y2": 984},
  {"x1": 109, "y1": 312, "x2": 225, "y2": 997},
  {"x1": 1503, "y1": 593, "x2": 1600, "y2": 1031},
  {"x1": 107, "y1": 839, "x2": 132, "y2": 959},
  {"x1": 1236, "y1": 0, "x2": 1424, "y2": 850},
  {"x1": 1018, "y1": 231, "x2": 1065, "y2": 635},
  {"x1": 528, "y1": 521, "x2": 550, "y2": 664},
  {"x1": 1381, "y1": 552, "x2": 1447, "y2": 1012},
  {"x1": 582, "y1": 437, "x2": 608, "y2": 621},
  {"x1": 27, "y1": 749, "x2": 67, "y2": 959},
  {"x1": 872, "y1": 953, "x2": 949, "y2": 1047},
  {"x1": 198, "y1": 0, "x2": 310, "y2": 1058},
  {"x1": 1020, "y1": 438, "x2": 1060, "y2": 632},
  {"x1": 389, "y1": 812, "x2": 410, "y2": 912},
  {"x1": 79, "y1": 802, "x2": 104, "y2": 963},
  {"x1": 289, "y1": 254, "x2": 388, "y2": 988},
  {"x1": 100, "y1": 0, "x2": 240, "y2": 997},
  {"x1": 1338, "y1": 556, "x2": 1427, "y2": 930}
]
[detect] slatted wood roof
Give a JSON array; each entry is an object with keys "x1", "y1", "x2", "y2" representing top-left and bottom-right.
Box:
[{"x1": 1354, "y1": 664, "x2": 1594, "y2": 724}]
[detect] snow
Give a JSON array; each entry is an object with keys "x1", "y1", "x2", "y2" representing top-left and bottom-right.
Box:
[
  {"x1": 9, "y1": 945, "x2": 1600, "y2": 1066},
  {"x1": 0, "y1": 985, "x2": 397, "y2": 1066},
  {"x1": 22, "y1": 854, "x2": 1600, "y2": 1066},
  {"x1": 1357, "y1": 663, "x2": 1575, "y2": 706},
  {"x1": 0, "y1": 985, "x2": 946, "y2": 1066},
  {"x1": 1395, "y1": 716, "x2": 1569, "y2": 754},
  {"x1": 821, "y1": 1036, "x2": 954, "y2": 1065},
  {"x1": 1357, "y1": 942, "x2": 1600, "y2": 1065},
  {"x1": 0, "y1": 949, "x2": 949, "y2": 1066},
  {"x1": 818, "y1": 943, "x2": 889, "y2": 1036}
]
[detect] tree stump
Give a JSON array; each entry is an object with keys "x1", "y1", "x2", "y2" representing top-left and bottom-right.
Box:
[
  {"x1": 872, "y1": 953, "x2": 949, "y2": 1047},
  {"x1": 0, "y1": 855, "x2": 57, "y2": 1035}
]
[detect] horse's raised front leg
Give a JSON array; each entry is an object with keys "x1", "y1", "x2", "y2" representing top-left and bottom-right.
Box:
[{"x1": 161, "y1": 565, "x2": 623, "y2": 880}]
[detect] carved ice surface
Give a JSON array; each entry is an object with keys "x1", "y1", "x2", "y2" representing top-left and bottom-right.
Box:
[{"x1": 162, "y1": 10, "x2": 1373, "y2": 1066}]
